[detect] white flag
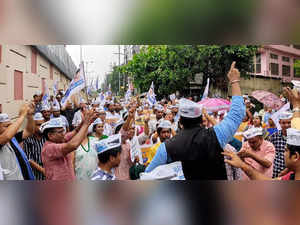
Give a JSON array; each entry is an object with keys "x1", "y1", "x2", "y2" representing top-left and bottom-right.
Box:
[
  {"x1": 61, "y1": 62, "x2": 86, "y2": 108},
  {"x1": 201, "y1": 78, "x2": 210, "y2": 100}
]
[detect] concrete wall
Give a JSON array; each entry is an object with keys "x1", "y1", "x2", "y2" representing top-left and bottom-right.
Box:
[
  {"x1": 0, "y1": 45, "x2": 72, "y2": 119},
  {"x1": 227, "y1": 76, "x2": 283, "y2": 96}
]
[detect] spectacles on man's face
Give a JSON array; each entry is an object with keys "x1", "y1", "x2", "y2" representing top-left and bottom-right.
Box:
[{"x1": 51, "y1": 128, "x2": 65, "y2": 135}]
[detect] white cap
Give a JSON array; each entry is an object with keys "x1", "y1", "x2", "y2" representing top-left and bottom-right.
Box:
[
  {"x1": 0, "y1": 114, "x2": 10, "y2": 123},
  {"x1": 291, "y1": 80, "x2": 300, "y2": 90},
  {"x1": 279, "y1": 111, "x2": 293, "y2": 121},
  {"x1": 158, "y1": 120, "x2": 172, "y2": 129},
  {"x1": 179, "y1": 98, "x2": 202, "y2": 118},
  {"x1": 40, "y1": 118, "x2": 64, "y2": 133},
  {"x1": 34, "y1": 91, "x2": 41, "y2": 96},
  {"x1": 165, "y1": 109, "x2": 172, "y2": 114},
  {"x1": 253, "y1": 112, "x2": 259, "y2": 118},
  {"x1": 218, "y1": 110, "x2": 226, "y2": 115},
  {"x1": 93, "y1": 118, "x2": 103, "y2": 126},
  {"x1": 243, "y1": 95, "x2": 248, "y2": 98},
  {"x1": 94, "y1": 134, "x2": 122, "y2": 154},
  {"x1": 41, "y1": 104, "x2": 51, "y2": 111},
  {"x1": 92, "y1": 99, "x2": 101, "y2": 105},
  {"x1": 154, "y1": 104, "x2": 164, "y2": 111},
  {"x1": 33, "y1": 113, "x2": 44, "y2": 121},
  {"x1": 243, "y1": 127, "x2": 263, "y2": 139},
  {"x1": 52, "y1": 105, "x2": 60, "y2": 112},
  {"x1": 287, "y1": 128, "x2": 300, "y2": 146}
]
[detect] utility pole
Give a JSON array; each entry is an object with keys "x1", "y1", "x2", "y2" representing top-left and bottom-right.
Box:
[{"x1": 118, "y1": 45, "x2": 121, "y2": 95}]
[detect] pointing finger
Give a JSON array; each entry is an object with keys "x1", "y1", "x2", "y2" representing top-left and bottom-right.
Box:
[{"x1": 230, "y1": 61, "x2": 236, "y2": 72}]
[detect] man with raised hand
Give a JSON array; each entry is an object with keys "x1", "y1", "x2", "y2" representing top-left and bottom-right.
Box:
[
  {"x1": 145, "y1": 62, "x2": 246, "y2": 180},
  {"x1": 41, "y1": 109, "x2": 98, "y2": 180}
]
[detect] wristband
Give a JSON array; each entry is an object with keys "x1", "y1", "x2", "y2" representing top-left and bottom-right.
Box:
[{"x1": 230, "y1": 80, "x2": 240, "y2": 85}]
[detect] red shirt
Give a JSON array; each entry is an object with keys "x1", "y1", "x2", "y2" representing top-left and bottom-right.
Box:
[{"x1": 42, "y1": 133, "x2": 75, "y2": 180}]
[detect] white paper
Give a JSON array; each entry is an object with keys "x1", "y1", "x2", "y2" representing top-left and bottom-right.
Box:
[
  {"x1": 270, "y1": 102, "x2": 290, "y2": 130},
  {"x1": 271, "y1": 103, "x2": 291, "y2": 130},
  {"x1": 140, "y1": 161, "x2": 185, "y2": 180},
  {"x1": 129, "y1": 136, "x2": 143, "y2": 164}
]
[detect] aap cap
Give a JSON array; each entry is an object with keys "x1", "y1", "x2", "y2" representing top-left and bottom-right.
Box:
[
  {"x1": 243, "y1": 127, "x2": 263, "y2": 140},
  {"x1": 52, "y1": 105, "x2": 60, "y2": 112},
  {"x1": 287, "y1": 128, "x2": 300, "y2": 147},
  {"x1": 41, "y1": 104, "x2": 51, "y2": 111},
  {"x1": 94, "y1": 134, "x2": 122, "y2": 154},
  {"x1": 40, "y1": 118, "x2": 64, "y2": 133},
  {"x1": 179, "y1": 98, "x2": 202, "y2": 118},
  {"x1": 93, "y1": 118, "x2": 103, "y2": 126},
  {"x1": 33, "y1": 113, "x2": 44, "y2": 121},
  {"x1": 279, "y1": 111, "x2": 293, "y2": 121},
  {"x1": 253, "y1": 112, "x2": 259, "y2": 118},
  {"x1": 0, "y1": 114, "x2": 10, "y2": 123},
  {"x1": 291, "y1": 80, "x2": 300, "y2": 91},
  {"x1": 154, "y1": 104, "x2": 164, "y2": 112},
  {"x1": 92, "y1": 99, "x2": 101, "y2": 105},
  {"x1": 34, "y1": 91, "x2": 41, "y2": 96},
  {"x1": 158, "y1": 120, "x2": 172, "y2": 129}
]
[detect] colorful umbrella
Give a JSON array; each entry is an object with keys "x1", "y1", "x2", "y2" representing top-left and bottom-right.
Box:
[
  {"x1": 251, "y1": 90, "x2": 284, "y2": 110},
  {"x1": 197, "y1": 98, "x2": 231, "y2": 112}
]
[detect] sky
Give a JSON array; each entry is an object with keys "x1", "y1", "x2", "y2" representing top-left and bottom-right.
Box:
[{"x1": 66, "y1": 45, "x2": 125, "y2": 86}]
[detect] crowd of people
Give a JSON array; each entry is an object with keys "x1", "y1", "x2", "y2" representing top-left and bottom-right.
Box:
[{"x1": 1, "y1": 62, "x2": 300, "y2": 180}]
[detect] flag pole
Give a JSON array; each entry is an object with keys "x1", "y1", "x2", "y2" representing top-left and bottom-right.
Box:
[{"x1": 80, "y1": 45, "x2": 90, "y2": 104}]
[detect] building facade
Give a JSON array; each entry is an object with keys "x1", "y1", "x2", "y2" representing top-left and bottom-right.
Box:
[
  {"x1": 0, "y1": 45, "x2": 76, "y2": 118},
  {"x1": 254, "y1": 45, "x2": 300, "y2": 82}
]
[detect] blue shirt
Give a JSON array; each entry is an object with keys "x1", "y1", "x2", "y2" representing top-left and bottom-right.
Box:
[{"x1": 145, "y1": 96, "x2": 245, "y2": 173}]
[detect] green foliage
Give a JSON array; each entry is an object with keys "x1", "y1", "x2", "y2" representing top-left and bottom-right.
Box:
[{"x1": 112, "y1": 45, "x2": 259, "y2": 98}]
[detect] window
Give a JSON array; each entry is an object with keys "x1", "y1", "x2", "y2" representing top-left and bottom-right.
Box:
[
  {"x1": 282, "y1": 65, "x2": 290, "y2": 76},
  {"x1": 255, "y1": 53, "x2": 261, "y2": 73},
  {"x1": 14, "y1": 70, "x2": 23, "y2": 100},
  {"x1": 31, "y1": 49, "x2": 37, "y2": 74},
  {"x1": 270, "y1": 63, "x2": 279, "y2": 75},
  {"x1": 270, "y1": 53, "x2": 278, "y2": 60},
  {"x1": 282, "y1": 56, "x2": 290, "y2": 62}
]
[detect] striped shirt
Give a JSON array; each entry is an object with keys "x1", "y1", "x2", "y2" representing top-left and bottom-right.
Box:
[
  {"x1": 23, "y1": 135, "x2": 46, "y2": 180},
  {"x1": 91, "y1": 168, "x2": 115, "y2": 180}
]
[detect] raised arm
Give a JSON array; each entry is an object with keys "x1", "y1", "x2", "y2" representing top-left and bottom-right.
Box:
[
  {"x1": 61, "y1": 110, "x2": 97, "y2": 156},
  {"x1": 22, "y1": 102, "x2": 36, "y2": 139},
  {"x1": 213, "y1": 62, "x2": 246, "y2": 148},
  {"x1": 0, "y1": 104, "x2": 29, "y2": 145}
]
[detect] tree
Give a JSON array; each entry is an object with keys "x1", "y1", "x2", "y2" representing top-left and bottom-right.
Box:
[{"x1": 117, "y1": 45, "x2": 259, "y2": 99}]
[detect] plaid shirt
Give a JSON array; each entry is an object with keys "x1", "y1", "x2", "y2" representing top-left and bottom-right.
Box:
[
  {"x1": 91, "y1": 168, "x2": 115, "y2": 181},
  {"x1": 268, "y1": 130, "x2": 286, "y2": 178}
]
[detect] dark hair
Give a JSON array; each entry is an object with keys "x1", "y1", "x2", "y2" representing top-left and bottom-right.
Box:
[
  {"x1": 97, "y1": 146, "x2": 122, "y2": 164},
  {"x1": 43, "y1": 128, "x2": 54, "y2": 141},
  {"x1": 179, "y1": 116, "x2": 203, "y2": 129},
  {"x1": 157, "y1": 127, "x2": 171, "y2": 136},
  {"x1": 287, "y1": 144, "x2": 300, "y2": 157}
]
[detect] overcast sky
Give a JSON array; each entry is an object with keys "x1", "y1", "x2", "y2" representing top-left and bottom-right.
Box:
[{"x1": 66, "y1": 45, "x2": 125, "y2": 85}]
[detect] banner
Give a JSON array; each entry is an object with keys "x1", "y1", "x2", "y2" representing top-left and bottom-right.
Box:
[
  {"x1": 140, "y1": 161, "x2": 185, "y2": 180},
  {"x1": 61, "y1": 62, "x2": 86, "y2": 108}
]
